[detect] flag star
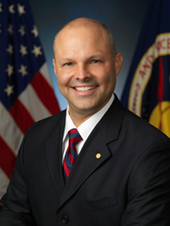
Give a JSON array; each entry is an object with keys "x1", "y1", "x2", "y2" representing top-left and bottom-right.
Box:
[
  {"x1": 18, "y1": 25, "x2": 25, "y2": 36},
  {"x1": 19, "y1": 44, "x2": 28, "y2": 56},
  {"x1": 9, "y1": 4, "x2": 15, "y2": 14},
  {"x1": 31, "y1": 45, "x2": 42, "y2": 57},
  {"x1": 6, "y1": 44, "x2": 13, "y2": 54},
  {"x1": 31, "y1": 25, "x2": 38, "y2": 37},
  {"x1": 6, "y1": 64, "x2": 14, "y2": 76},
  {"x1": 4, "y1": 84, "x2": 14, "y2": 96},
  {"x1": 17, "y1": 4, "x2": 25, "y2": 16},
  {"x1": 7, "y1": 24, "x2": 13, "y2": 35},
  {"x1": 0, "y1": 3, "x2": 2, "y2": 12},
  {"x1": 18, "y1": 64, "x2": 28, "y2": 77}
]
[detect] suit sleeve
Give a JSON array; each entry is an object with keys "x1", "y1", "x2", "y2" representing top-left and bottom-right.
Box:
[
  {"x1": 0, "y1": 134, "x2": 37, "y2": 226},
  {"x1": 121, "y1": 138, "x2": 170, "y2": 226}
]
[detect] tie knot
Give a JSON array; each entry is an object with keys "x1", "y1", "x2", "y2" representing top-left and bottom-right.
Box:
[{"x1": 68, "y1": 128, "x2": 82, "y2": 146}]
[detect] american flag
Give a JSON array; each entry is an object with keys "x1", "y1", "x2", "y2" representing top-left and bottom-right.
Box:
[{"x1": 0, "y1": 0, "x2": 60, "y2": 198}]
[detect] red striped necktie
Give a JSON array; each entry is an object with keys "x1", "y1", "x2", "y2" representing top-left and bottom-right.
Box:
[{"x1": 63, "y1": 128, "x2": 82, "y2": 183}]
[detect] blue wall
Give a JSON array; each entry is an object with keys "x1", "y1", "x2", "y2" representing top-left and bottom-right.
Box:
[{"x1": 28, "y1": 0, "x2": 149, "y2": 110}]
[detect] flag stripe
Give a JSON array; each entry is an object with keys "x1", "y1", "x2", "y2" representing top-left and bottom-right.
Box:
[
  {"x1": 0, "y1": 137, "x2": 16, "y2": 179},
  {"x1": 0, "y1": 102, "x2": 24, "y2": 155},
  {"x1": 31, "y1": 71, "x2": 60, "y2": 115},
  {"x1": 9, "y1": 99, "x2": 35, "y2": 134},
  {"x1": 19, "y1": 84, "x2": 52, "y2": 122},
  {"x1": 40, "y1": 63, "x2": 53, "y2": 87},
  {"x1": 158, "y1": 57, "x2": 164, "y2": 102},
  {"x1": 0, "y1": 168, "x2": 10, "y2": 198}
]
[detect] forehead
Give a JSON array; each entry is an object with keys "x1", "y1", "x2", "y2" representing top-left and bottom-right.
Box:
[{"x1": 54, "y1": 25, "x2": 110, "y2": 54}]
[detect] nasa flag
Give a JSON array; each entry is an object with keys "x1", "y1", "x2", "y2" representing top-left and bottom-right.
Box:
[{"x1": 121, "y1": 0, "x2": 170, "y2": 137}]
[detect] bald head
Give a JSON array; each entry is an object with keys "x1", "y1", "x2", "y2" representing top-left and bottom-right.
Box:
[{"x1": 53, "y1": 17, "x2": 117, "y2": 58}]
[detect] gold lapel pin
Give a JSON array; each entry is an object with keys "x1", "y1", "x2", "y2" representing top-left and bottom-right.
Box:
[{"x1": 96, "y1": 153, "x2": 101, "y2": 159}]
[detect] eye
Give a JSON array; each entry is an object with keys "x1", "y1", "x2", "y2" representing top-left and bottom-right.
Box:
[
  {"x1": 64, "y1": 62, "x2": 72, "y2": 66},
  {"x1": 92, "y1": 60, "x2": 100, "y2": 64}
]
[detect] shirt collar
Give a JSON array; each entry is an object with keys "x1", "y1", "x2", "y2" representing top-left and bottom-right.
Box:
[{"x1": 63, "y1": 93, "x2": 114, "y2": 142}]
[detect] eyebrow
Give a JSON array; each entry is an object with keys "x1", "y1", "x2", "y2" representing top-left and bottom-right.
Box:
[
  {"x1": 59, "y1": 54, "x2": 105, "y2": 64},
  {"x1": 59, "y1": 58, "x2": 73, "y2": 64},
  {"x1": 89, "y1": 54, "x2": 105, "y2": 58}
]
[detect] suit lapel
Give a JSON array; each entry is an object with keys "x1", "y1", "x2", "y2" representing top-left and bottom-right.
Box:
[
  {"x1": 46, "y1": 112, "x2": 66, "y2": 196},
  {"x1": 99, "y1": 95, "x2": 125, "y2": 144},
  {"x1": 57, "y1": 95, "x2": 126, "y2": 211}
]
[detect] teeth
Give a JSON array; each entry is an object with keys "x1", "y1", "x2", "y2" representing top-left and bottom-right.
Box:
[{"x1": 75, "y1": 87, "x2": 95, "y2": 91}]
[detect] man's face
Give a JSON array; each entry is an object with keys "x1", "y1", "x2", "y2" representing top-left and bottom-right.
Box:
[{"x1": 53, "y1": 25, "x2": 122, "y2": 121}]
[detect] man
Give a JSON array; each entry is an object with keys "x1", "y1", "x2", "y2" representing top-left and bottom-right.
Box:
[{"x1": 0, "y1": 17, "x2": 170, "y2": 226}]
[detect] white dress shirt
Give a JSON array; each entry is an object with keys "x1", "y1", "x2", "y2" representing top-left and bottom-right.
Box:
[{"x1": 62, "y1": 94, "x2": 114, "y2": 163}]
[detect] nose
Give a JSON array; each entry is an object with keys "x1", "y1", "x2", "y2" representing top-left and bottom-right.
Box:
[{"x1": 75, "y1": 64, "x2": 91, "y2": 81}]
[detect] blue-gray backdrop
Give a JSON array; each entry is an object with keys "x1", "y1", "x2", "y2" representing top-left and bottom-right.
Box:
[{"x1": 28, "y1": 0, "x2": 149, "y2": 110}]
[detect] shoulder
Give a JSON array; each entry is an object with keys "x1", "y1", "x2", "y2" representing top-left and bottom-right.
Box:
[
  {"x1": 123, "y1": 107, "x2": 169, "y2": 142},
  {"x1": 102, "y1": 95, "x2": 169, "y2": 146},
  {"x1": 114, "y1": 95, "x2": 169, "y2": 142},
  {"x1": 107, "y1": 95, "x2": 170, "y2": 151},
  {"x1": 119, "y1": 107, "x2": 170, "y2": 168},
  {"x1": 23, "y1": 110, "x2": 66, "y2": 143},
  {"x1": 31, "y1": 109, "x2": 65, "y2": 128}
]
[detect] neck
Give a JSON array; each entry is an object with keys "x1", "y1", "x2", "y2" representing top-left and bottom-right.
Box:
[
  {"x1": 68, "y1": 109, "x2": 96, "y2": 127},
  {"x1": 68, "y1": 94, "x2": 114, "y2": 127}
]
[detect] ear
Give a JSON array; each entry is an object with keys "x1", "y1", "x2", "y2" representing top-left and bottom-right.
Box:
[
  {"x1": 52, "y1": 58, "x2": 57, "y2": 75},
  {"x1": 114, "y1": 52, "x2": 123, "y2": 76}
]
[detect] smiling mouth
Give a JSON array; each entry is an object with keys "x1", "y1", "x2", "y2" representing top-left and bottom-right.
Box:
[{"x1": 74, "y1": 86, "x2": 97, "y2": 91}]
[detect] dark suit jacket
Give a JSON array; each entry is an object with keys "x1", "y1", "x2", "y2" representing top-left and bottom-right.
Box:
[{"x1": 0, "y1": 95, "x2": 170, "y2": 226}]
